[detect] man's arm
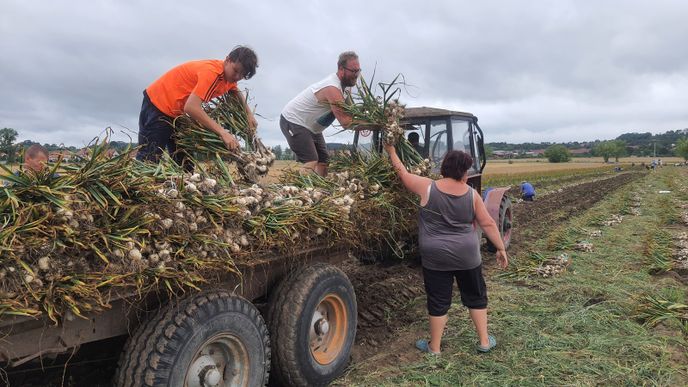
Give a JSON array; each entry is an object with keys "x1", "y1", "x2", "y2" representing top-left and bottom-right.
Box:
[
  {"x1": 184, "y1": 94, "x2": 239, "y2": 151},
  {"x1": 315, "y1": 86, "x2": 353, "y2": 128}
]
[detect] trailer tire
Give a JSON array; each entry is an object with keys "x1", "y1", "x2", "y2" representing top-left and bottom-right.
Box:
[
  {"x1": 113, "y1": 291, "x2": 270, "y2": 387},
  {"x1": 487, "y1": 196, "x2": 513, "y2": 252},
  {"x1": 268, "y1": 263, "x2": 356, "y2": 387}
]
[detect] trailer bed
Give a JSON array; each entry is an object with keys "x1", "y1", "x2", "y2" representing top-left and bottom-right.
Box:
[{"x1": 0, "y1": 244, "x2": 350, "y2": 366}]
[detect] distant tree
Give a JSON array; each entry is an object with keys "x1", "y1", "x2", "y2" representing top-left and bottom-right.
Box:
[
  {"x1": 283, "y1": 147, "x2": 295, "y2": 160},
  {"x1": 0, "y1": 128, "x2": 18, "y2": 162},
  {"x1": 611, "y1": 140, "x2": 626, "y2": 162},
  {"x1": 593, "y1": 141, "x2": 617, "y2": 163},
  {"x1": 595, "y1": 140, "x2": 627, "y2": 162},
  {"x1": 676, "y1": 138, "x2": 688, "y2": 161},
  {"x1": 544, "y1": 144, "x2": 571, "y2": 163},
  {"x1": 272, "y1": 145, "x2": 283, "y2": 160},
  {"x1": 484, "y1": 144, "x2": 494, "y2": 158},
  {"x1": 19, "y1": 139, "x2": 39, "y2": 148}
]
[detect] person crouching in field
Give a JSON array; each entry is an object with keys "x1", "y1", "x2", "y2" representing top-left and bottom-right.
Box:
[
  {"x1": 521, "y1": 181, "x2": 535, "y2": 201},
  {"x1": 384, "y1": 144, "x2": 509, "y2": 355}
]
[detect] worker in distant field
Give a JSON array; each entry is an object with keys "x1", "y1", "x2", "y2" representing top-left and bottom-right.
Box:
[
  {"x1": 520, "y1": 181, "x2": 536, "y2": 201},
  {"x1": 23, "y1": 144, "x2": 50, "y2": 173},
  {"x1": 136, "y1": 46, "x2": 259, "y2": 168},
  {"x1": 280, "y1": 51, "x2": 360, "y2": 176},
  {"x1": 407, "y1": 132, "x2": 424, "y2": 156},
  {"x1": 384, "y1": 143, "x2": 508, "y2": 355}
]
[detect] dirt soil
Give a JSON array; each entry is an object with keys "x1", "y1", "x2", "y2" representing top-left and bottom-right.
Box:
[
  {"x1": 506, "y1": 171, "x2": 644, "y2": 257},
  {"x1": 3, "y1": 172, "x2": 645, "y2": 386}
]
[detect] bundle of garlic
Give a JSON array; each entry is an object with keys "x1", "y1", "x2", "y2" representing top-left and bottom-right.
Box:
[
  {"x1": 173, "y1": 90, "x2": 276, "y2": 183},
  {"x1": 337, "y1": 74, "x2": 432, "y2": 176},
  {"x1": 381, "y1": 100, "x2": 405, "y2": 146},
  {"x1": 0, "y1": 141, "x2": 255, "y2": 322},
  {"x1": 535, "y1": 253, "x2": 571, "y2": 278},
  {"x1": 0, "y1": 117, "x2": 424, "y2": 322}
]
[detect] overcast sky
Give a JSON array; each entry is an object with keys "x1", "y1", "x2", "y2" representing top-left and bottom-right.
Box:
[{"x1": 1, "y1": 0, "x2": 687, "y2": 148}]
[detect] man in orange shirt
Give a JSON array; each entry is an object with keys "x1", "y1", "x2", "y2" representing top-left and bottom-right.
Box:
[{"x1": 137, "y1": 46, "x2": 258, "y2": 167}]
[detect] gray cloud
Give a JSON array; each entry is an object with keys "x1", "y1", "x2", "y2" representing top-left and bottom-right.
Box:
[{"x1": 1, "y1": 0, "x2": 687, "y2": 148}]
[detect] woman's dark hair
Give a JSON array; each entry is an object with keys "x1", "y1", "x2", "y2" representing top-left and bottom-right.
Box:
[
  {"x1": 440, "y1": 150, "x2": 473, "y2": 180},
  {"x1": 227, "y1": 46, "x2": 258, "y2": 79}
]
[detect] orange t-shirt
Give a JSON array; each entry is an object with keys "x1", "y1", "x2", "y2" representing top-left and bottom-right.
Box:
[{"x1": 146, "y1": 60, "x2": 238, "y2": 117}]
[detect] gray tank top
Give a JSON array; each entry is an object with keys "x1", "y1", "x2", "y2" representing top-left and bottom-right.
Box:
[{"x1": 418, "y1": 181, "x2": 481, "y2": 271}]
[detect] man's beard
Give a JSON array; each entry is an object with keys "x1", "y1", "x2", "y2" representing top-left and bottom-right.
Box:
[{"x1": 342, "y1": 75, "x2": 357, "y2": 88}]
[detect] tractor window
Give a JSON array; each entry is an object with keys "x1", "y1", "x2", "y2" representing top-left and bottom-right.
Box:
[
  {"x1": 429, "y1": 120, "x2": 448, "y2": 164},
  {"x1": 405, "y1": 124, "x2": 426, "y2": 158},
  {"x1": 451, "y1": 118, "x2": 478, "y2": 172},
  {"x1": 354, "y1": 129, "x2": 375, "y2": 153}
]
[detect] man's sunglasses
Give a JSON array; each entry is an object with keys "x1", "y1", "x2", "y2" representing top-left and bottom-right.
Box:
[{"x1": 342, "y1": 66, "x2": 361, "y2": 74}]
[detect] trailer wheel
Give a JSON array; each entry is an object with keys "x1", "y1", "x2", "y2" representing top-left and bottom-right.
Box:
[
  {"x1": 113, "y1": 291, "x2": 270, "y2": 387},
  {"x1": 487, "y1": 196, "x2": 513, "y2": 252},
  {"x1": 268, "y1": 263, "x2": 357, "y2": 387}
]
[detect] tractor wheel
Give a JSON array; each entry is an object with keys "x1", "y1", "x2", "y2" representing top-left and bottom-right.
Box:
[
  {"x1": 113, "y1": 291, "x2": 270, "y2": 387},
  {"x1": 268, "y1": 263, "x2": 357, "y2": 387},
  {"x1": 487, "y1": 196, "x2": 513, "y2": 252}
]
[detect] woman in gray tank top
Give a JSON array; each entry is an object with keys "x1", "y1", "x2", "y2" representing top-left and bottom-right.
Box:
[{"x1": 384, "y1": 144, "x2": 509, "y2": 355}]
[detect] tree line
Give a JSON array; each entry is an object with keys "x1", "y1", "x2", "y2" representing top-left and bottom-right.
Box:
[
  {"x1": 543, "y1": 138, "x2": 688, "y2": 163},
  {"x1": 488, "y1": 128, "x2": 688, "y2": 158}
]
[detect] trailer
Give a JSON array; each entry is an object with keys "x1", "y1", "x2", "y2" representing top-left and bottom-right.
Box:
[{"x1": 1, "y1": 245, "x2": 356, "y2": 386}]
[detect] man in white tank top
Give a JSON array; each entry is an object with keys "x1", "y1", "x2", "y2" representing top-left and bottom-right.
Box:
[{"x1": 280, "y1": 51, "x2": 360, "y2": 176}]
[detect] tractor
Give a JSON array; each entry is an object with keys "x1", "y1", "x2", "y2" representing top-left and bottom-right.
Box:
[{"x1": 352, "y1": 106, "x2": 513, "y2": 251}]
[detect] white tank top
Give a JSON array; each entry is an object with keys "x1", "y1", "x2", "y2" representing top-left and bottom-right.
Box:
[{"x1": 281, "y1": 73, "x2": 344, "y2": 134}]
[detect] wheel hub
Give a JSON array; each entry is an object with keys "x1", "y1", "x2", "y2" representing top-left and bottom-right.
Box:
[
  {"x1": 189, "y1": 355, "x2": 220, "y2": 387},
  {"x1": 314, "y1": 317, "x2": 330, "y2": 335},
  {"x1": 185, "y1": 334, "x2": 249, "y2": 387},
  {"x1": 200, "y1": 364, "x2": 222, "y2": 387},
  {"x1": 309, "y1": 294, "x2": 348, "y2": 365}
]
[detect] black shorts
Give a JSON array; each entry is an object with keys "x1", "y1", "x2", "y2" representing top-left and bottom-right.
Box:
[
  {"x1": 280, "y1": 115, "x2": 329, "y2": 164},
  {"x1": 423, "y1": 265, "x2": 487, "y2": 316},
  {"x1": 136, "y1": 90, "x2": 190, "y2": 169}
]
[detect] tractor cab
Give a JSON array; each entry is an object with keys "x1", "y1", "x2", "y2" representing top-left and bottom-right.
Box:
[
  {"x1": 351, "y1": 106, "x2": 511, "y2": 251},
  {"x1": 353, "y1": 107, "x2": 487, "y2": 193}
]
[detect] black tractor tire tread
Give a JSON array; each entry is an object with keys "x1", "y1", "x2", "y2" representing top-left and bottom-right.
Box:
[
  {"x1": 114, "y1": 300, "x2": 173, "y2": 387},
  {"x1": 487, "y1": 195, "x2": 512, "y2": 252},
  {"x1": 500, "y1": 196, "x2": 512, "y2": 250},
  {"x1": 114, "y1": 291, "x2": 269, "y2": 387},
  {"x1": 266, "y1": 266, "x2": 307, "y2": 385},
  {"x1": 270, "y1": 263, "x2": 356, "y2": 387}
]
